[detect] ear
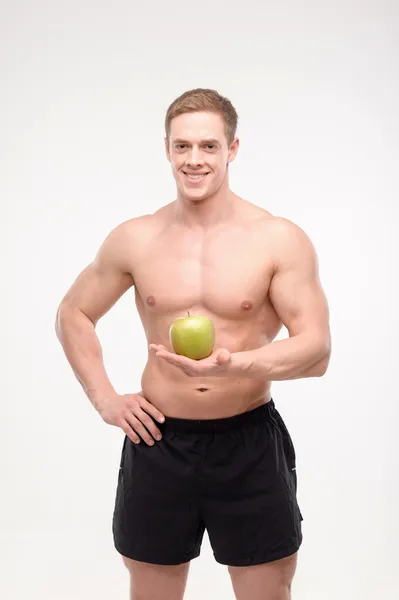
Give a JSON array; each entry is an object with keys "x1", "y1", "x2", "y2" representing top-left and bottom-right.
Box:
[
  {"x1": 227, "y1": 137, "x2": 240, "y2": 164},
  {"x1": 164, "y1": 136, "x2": 171, "y2": 163}
]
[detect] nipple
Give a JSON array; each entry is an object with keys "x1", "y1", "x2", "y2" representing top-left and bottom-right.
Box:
[{"x1": 241, "y1": 300, "x2": 253, "y2": 311}]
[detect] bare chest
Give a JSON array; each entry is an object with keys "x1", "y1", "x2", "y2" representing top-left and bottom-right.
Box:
[{"x1": 133, "y1": 224, "x2": 275, "y2": 321}]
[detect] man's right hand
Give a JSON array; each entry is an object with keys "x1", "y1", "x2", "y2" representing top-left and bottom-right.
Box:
[{"x1": 99, "y1": 393, "x2": 165, "y2": 446}]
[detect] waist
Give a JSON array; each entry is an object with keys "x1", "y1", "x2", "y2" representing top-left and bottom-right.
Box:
[
  {"x1": 141, "y1": 363, "x2": 271, "y2": 419},
  {"x1": 159, "y1": 399, "x2": 276, "y2": 434}
]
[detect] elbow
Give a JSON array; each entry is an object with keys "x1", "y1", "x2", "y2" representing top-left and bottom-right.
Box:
[
  {"x1": 55, "y1": 305, "x2": 62, "y2": 336},
  {"x1": 55, "y1": 302, "x2": 75, "y2": 338},
  {"x1": 55, "y1": 304, "x2": 67, "y2": 340},
  {"x1": 55, "y1": 303, "x2": 95, "y2": 338},
  {"x1": 316, "y1": 363, "x2": 328, "y2": 377},
  {"x1": 315, "y1": 347, "x2": 331, "y2": 377},
  {"x1": 315, "y1": 330, "x2": 331, "y2": 376}
]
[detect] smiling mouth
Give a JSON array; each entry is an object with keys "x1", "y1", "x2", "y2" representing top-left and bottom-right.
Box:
[{"x1": 182, "y1": 172, "x2": 210, "y2": 182}]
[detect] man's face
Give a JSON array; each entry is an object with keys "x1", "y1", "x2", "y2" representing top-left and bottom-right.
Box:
[{"x1": 165, "y1": 111, "x2": 239, "y2": 201}]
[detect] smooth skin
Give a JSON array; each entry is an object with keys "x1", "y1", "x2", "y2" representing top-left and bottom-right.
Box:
[{"x1": 56, "y1": 109, "x2": 330, "y2": 599}]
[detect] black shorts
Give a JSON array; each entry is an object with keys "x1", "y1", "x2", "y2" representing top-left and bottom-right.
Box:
[{"x1": 112, "y1": 399, "x2": 303, "y2": 567}]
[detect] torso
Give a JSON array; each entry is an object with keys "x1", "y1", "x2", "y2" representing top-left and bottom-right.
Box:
[{"x1": 129, "y1": 197, "x2": 283, "y2": 418}]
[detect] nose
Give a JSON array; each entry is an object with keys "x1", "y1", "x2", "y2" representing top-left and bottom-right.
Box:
[{"x1": 186, "y1": 146, "x2": 204, "y2": 168}]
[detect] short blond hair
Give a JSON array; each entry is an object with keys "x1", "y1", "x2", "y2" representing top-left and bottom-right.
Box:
[{"x1": 165, "y1": 88, "x2": 238, "y2": 146}]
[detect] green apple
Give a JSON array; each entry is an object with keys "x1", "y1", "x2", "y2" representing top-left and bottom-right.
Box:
[{"x1": 169, "y1": 312, "x2": 215, "y2": 360}]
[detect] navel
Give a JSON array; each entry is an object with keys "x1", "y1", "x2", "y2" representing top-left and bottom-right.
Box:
[{"x1": 241, "y1": 300, "x2": 253, "y2": 311}]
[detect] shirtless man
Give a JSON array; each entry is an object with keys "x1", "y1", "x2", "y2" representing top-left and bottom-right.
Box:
[{"x1": 55, "y1": 88, "x2": 331, "y2": 600}]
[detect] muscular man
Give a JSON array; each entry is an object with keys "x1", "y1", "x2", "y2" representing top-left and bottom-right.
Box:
[{"x1": 55, "y1": 88, "x2": 331, "y2": 600}]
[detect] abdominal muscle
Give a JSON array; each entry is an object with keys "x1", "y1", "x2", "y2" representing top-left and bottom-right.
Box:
[{"x1": 140, "y1": 355, "x2": 272, "y2": 419}]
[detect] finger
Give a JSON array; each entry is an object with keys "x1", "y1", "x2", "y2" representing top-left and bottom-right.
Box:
[
  {"x1": 121, "y1": 422, "x2": 141, "y2": 444},
  {"x1": 136, "y1": 408, "x2": 163, "y2": 441},
  {"x1": 138, "y1": 396, "x2": 166, "y2": 424},
  {"x1": 156, "y1": 352, "x2": 175, "y2": 363},
  {"x1": 171, "y1": 354, "x2": 197, "y2": 368},
  {"x1": 157, "y1": 353, "x2": 191, "y2": 368},
  {"x1": 216, "y1": 349, "x2": 231, "y2": 364},
  {"x1": 155, "y1": 350, "x2": 174, "y2": 359},
  {"x1": 149, "y1": 344, "x2": 168, "y2": 353},
  {"x1": 126, "y1": 414, "x2": 156, "y2": 446},
  {"x1": 158, "y1": 355, "x2": 194, "y2": 375}
]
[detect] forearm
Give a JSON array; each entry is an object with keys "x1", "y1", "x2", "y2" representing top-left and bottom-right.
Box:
[
  {"x1": 232, "y1": 333, "x2": 330, "y2": 382},
  {"x1": 283, "y1": 352, "x2": 329, "y2": 380},
  {"x1": 55, "y1": 304, "x2": 116, "y2": 412}
]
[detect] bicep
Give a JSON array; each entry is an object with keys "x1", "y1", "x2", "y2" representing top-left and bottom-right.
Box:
[
  {"x1": 60, "y1": 225, "x2": 134, "y2": 325},
  {"x1": 268, "y1": 221, "x2": 330, "y2": 343}
]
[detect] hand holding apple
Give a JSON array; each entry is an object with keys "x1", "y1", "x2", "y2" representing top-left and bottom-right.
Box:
[
  {"x1": 169, "y1": 311, "x2": 215, "y2": 360},
  {"x1": 149, "y1": 312, "x2": 233, "y2": 377}
]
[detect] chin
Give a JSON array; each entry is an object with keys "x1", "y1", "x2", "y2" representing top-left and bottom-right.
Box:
[
  {"x1": 188, "y1": 192, "x2": 212, "y2": 202},
  {"x1": 179, "y1": 187, "x2": 209, "y2": 201}
]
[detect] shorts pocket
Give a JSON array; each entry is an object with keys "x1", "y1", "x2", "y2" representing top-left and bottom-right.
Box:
[
  {"x1": 114, "y1": 437, "x2": 128, "y2": 518},
  {"x1": 119, "y1": 435, "x2": 128, "y2": 471},
  {"x1": 272, "y1": 409, "x2": 297, "y2": 470}
]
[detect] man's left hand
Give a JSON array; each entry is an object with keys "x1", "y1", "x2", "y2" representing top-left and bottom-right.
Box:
[{"x1": 149, "y1": 344, "x2": 233, "y2": 377}]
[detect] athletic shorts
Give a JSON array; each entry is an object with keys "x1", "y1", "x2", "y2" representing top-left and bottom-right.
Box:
[{"x1": 112, "y1": 398, "x2": 303, "y2": 567}]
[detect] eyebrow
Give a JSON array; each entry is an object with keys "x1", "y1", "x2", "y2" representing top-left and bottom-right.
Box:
[{"x1": 172, "y1": 138, "x2": 220, "y2": 145}]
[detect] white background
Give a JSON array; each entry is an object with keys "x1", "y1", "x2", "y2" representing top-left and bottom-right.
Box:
[{"x1": 2, "y1": 1, "x2": 399, "y2": 599}]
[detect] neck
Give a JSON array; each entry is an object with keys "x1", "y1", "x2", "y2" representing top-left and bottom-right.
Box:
[{"x1": 173, "y1": 175, "x2": 237, "y2": 232}]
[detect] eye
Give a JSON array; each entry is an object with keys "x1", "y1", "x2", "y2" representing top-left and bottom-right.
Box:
[
  {"x1": 205, "y1": 144, "x2": 215, "y2": 150},
  {"x1": 175, "y1": 144, "x2": 186, "y2": 150}
]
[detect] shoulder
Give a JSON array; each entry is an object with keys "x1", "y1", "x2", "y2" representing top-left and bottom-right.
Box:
[
  {"x1": 236, "y1": 202, "x2": 316, "y2": 256},
  {"x1": 236, "y1": 199, "x2": 316, "y2": 251},
  {"x1": 268, "y1": 216, "x2": 314, "y2": 243},
  {"x1": 259, "y1": 215, "x2": 318, "y2": 269},
  {"x1": 96, "y1": 214, "x2": 159, "y2": 271},
  {"x1": 105, "y1": 213, "x2": 163, "y2": 245}
]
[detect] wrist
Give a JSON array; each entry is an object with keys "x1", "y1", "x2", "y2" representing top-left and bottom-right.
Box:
[
  {"x1": 230, "y1": 350, "x2": 269, "y2": 381},
  {"x1": 230, "y1": 351, "x2": 254, "y2": 376},
  {"x1": 86, "y1": 387, "x2": 117, "y2": 414}
]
